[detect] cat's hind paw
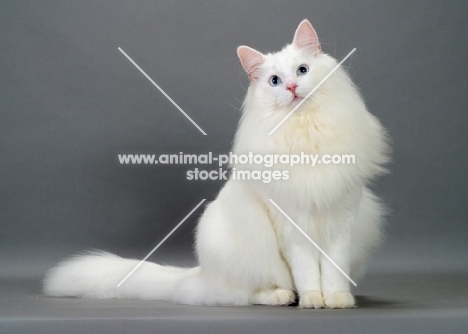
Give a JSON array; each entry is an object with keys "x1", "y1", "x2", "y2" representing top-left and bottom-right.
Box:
[
  {"x1": 298, "y1": 290, "x2": 324, "y2": 309},
  {"x1": 252, "y1": 289, "x2": 296, "y2": 306},
  {"x1": 323, "y1": 291, "x2": 355, "y2": 309}
]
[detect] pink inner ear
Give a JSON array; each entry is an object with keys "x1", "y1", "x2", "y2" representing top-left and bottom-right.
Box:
[
  {"x1": 293, "y1": 19, "x2": 321, "y2": 54},
  {"x1": 237, "y1": 46, "x2": 265, "y2": 81}
]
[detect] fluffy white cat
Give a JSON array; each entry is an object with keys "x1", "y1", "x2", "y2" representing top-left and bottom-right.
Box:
[{"x1": 44, "y1": 20, "x2": 389, "y2": 309}]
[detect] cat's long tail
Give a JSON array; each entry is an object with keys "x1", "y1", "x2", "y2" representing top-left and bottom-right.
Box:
[{"x1": 43, "y1": 251, "x2": 200, "y2": 301}]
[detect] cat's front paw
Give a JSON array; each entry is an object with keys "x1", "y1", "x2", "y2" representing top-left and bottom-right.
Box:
[
  {"x1": 298, "y1": 290, "x2": 324, "y2": 309},
  {"x1": 323, "y1": 291, "x2": 355, "y2": 309}
]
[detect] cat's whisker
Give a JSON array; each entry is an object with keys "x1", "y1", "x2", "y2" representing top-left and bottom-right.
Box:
[
  {"x1": 223, "y1": 57, "x2": 241, "y2": 63},
  {"x1": 223, "y1": 100, "x2": 242, "y2": 112}
]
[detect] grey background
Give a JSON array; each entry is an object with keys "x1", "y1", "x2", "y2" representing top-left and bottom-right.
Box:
[
  {"x1": 2, "y1": 0, "x2": 467, "y2": 275},
  {"x1": 1, "y1": 1, "x2": 467, "y2": 332}
]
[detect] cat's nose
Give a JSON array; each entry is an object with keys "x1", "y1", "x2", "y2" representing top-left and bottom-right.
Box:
[{"x1": 286, "y1": 83, "x2": 297, "y2": 95}]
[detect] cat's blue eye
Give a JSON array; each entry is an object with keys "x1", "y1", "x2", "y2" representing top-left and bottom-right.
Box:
[
  {"x1": 297, "y1": 65, "x2": 309, "y2": 76},
  {"x1": 269, "y1": 75, "x2": 282, "y2": 87}
]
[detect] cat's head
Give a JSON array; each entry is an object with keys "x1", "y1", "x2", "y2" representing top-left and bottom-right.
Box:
[{"x1": 237, "y1": 20, "x2": 326, "y2": 110}]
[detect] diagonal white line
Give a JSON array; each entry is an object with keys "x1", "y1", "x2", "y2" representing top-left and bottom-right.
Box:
[
  {"x1": 117, "y1": 199, "x2": 206, "y2": 287},
  {"x1": 118, "y1": 47, "x2": 207, "y2": 135},
  {"x1": 268, "y1": 48, "x2": 357, "y2": 136},
  {"x1": 268, "y1": 199, "x2": 357, "y2": 287}
]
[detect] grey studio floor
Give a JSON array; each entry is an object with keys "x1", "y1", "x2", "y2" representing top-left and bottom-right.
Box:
[{"x1": 1, "y1": 268, "x2": 467, "y2": 333}]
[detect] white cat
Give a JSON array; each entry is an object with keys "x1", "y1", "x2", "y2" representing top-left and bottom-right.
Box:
[{"x1": 44, "y1": 20, "x2": 389, "y2": 309}]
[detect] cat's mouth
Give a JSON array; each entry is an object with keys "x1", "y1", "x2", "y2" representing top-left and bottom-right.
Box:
[{"x1": 293, "y1": 95, "x2": 303, "y2": 102}]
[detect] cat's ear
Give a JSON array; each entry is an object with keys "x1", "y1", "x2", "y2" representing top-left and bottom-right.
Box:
[
  {"x1": 237, "y1": 46, "x2": 265, "y2": 81},
  {"x1": 292, "y1": 19, "x2": 321, "y2": 55}
]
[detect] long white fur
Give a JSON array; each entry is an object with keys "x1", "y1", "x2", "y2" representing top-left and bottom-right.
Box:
[{"x1": 44, "y1": 20, "x2": 389, "y2": 308}]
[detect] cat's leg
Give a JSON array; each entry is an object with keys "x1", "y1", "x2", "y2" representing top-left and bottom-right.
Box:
[
  {"x1": 251, "y1": 289, "x2": 296, "y2": 306},
  {"x1": 267, "y1": 204, "x2": 324, "y2": 308},
  {"x1": 320, "y1": 230, "x2": 356, "y2": 309},
  {"x1": 265, "y1": 204, "x2": 324, "y2": 308},
  {"x1": 320, "y1": 191, "x2": 362, "y2": 309},
  {"x1": 286, "y1": 243, "x2": 324, "y2": 309}
]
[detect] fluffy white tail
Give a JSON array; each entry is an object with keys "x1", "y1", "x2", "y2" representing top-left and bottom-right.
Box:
[{"x1": 43, "y1": 251, "x2": 199, "y2": 300}]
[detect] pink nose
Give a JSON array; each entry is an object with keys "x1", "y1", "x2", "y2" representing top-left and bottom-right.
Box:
[{"x1": 286, "y1": 83, "x2": 297, "y2": 95}]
